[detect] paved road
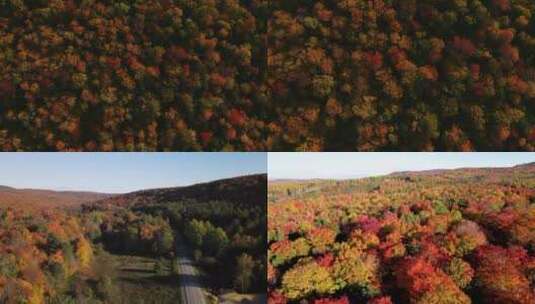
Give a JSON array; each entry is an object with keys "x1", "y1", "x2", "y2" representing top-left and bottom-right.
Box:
[{"x1": 176, "y1": 245, "x2": 207, "y2": 304}]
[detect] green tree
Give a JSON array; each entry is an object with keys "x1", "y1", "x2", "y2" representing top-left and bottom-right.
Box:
[
  {"x1": 46, "y1": 234, "x2": 63, "y2": 254},
  {"x1": 184, "y1": 219, "x2": 207, "y2": 248},
  {"x1": 203, "y1": 227, "x2": 229, "y2": 257},
  {"x1": 233, "y1": 253, "x2": 255, "y2": 293},
  {"x1": 153, "y1": 227, "x2": 174, "y2": 255},
  {"x1": 0, "y1": 255, "x2": 18, "y2": 278},
  {"x1": 123, "y1": 225, "x2": 139, "y2": 252}
]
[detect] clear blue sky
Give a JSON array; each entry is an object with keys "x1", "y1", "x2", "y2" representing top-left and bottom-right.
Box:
[
  {"x1": 0, "y1": 153, "x2": 267, "y2": 193},
  {"x1": 269, "y1": 153, "x2": 535, "y2": 180}
]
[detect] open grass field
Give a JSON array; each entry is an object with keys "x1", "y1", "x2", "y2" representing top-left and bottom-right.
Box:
[{"x1": 93, "y1": 250, "x2": 181, "y2": 304}]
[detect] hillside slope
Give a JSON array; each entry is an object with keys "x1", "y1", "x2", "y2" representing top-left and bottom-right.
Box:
[
  {"x1": 269, "y1": 163, "x2": 535, "y2": 203},
  {"x1": 0, "y1": 186, "x2": 113, "y2": 209},
  {"x1": 81, "y1": 173, "x2": 268, "y2": 296},
  {"x1": 91, "y1": 174, "x2": 267, "y2": 209}
]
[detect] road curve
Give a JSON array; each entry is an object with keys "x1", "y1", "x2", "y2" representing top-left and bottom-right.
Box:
[{"x1": 176, "y1": 245, "x2": 208, "y2": 304}]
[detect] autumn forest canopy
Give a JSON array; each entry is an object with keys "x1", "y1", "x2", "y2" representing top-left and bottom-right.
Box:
[
  {"x1": 0, "y1": 0, "x2": 269, "y2": 151},
  {"x1": 268, "y1": 163, "x2": 535, "y2": 303},
  {"x1": 268, "y1": 0, "x2": 535, "y2": 151},
  {"x1": 0, "y1": 0, "x2": 533, "y2": 151}
]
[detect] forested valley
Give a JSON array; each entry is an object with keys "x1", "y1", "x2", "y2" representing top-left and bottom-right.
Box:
[{"x1": 0, "y1": 174, "x2": 266, "y2": 304}]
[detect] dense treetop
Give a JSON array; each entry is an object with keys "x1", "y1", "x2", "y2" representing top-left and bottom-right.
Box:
[
  {"x1": 268, "y1": 0, "x2": 535, "y2": 151},
  {"x1": 0, "y1": 0, "x2": 534, "y2": 151},
  {"x1": 0, "y1": 208, "x2": 96, "y2": 303},
  {"x1": 268, "y1": 163, "x2": 535, "y2": 303},
  {"x1": 0, "y1": 0, "x2": 268, "y2": 151}
]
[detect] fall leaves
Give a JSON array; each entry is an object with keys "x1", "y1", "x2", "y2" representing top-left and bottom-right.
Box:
[
  {"x1": 0, "y1": 0, "x2": 269, "y2": 151},
  {"x1": 268, "y1": 167, "x2": 535, "y2": 303},
  {"x1": 473, "y1": 245, "x2": 535, "y2": 303},
  {"x1": 0, "y1": 1, "x2": 533, "y2": 151},
  {"x1": 268, "y1": 0, "x2": 535, "y2": 151},
  {"x1": 0, "y1": 209, "x2": 93, "y2": 304}
]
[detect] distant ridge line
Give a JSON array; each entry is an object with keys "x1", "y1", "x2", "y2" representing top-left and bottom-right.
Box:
[{"x1": 269, "y1": 162, "x2": 535, "y2": 182}]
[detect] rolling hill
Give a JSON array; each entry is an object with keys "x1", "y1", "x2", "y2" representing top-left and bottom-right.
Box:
[
  {"x1": 391, "y1": 162, "x2": 535, "y2": 178},
  {"x1": 0, "y1": 174, "x2": 267, "y2": 211},
  {"x1": 0, "y1": 174, "x2": 267, "y2": 304},
  {"x1": 80, "y1": 173, "x2": 268, "y2": 297},
  {"x1": 0, "y1": 186, "x2": 113, "y2": 209},
  {"x1": 268, "y1": 162, "x2": 535, "y2": 203},
  {"x1": 89, "y1": 174, "x2": 267, "y2": 209}
]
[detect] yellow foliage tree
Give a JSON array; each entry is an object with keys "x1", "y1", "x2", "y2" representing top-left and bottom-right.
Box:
[
  {"x1": 14, "y1": 279, "x2": 45, "y2": 304},
  {"x1": 281, "y1": 258, "x2": 337, "y2": 300},
  {"x1": 75, "y1": 237, "x2": 93, "y2": 270},
  {"x1": 27, "y1": 284, "x2": 45, "y2": 304},
  {"x1": 332, "y1": 243, "x2": 381, "y2": 297}
]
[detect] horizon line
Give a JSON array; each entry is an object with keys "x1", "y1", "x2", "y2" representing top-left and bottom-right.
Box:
[
  {"x1": 0, "y1": 172, "x2": 267, "y2": 194},
  {"x1": 268, "y1": 162, "x2": 532, "y2": 181}
]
